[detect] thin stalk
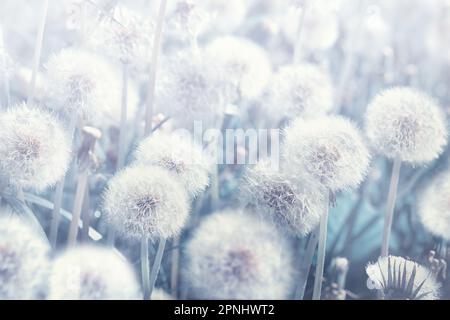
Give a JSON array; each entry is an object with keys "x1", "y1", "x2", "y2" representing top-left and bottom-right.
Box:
[
  {"x1": 27, "y1": 0, "x2": 49, "y2": 105},
  {"x1": 294, "y1": 227, "x2": 319, "y2": 300},
  {"x1": 116, "y1": 63, "x2": 128, "y2": 171},
  {"x1": 141, "y1": 237, "x2": 151, "y2": 299},
  {"x1": 293, "y1": 1, "x2": 308, "y2": 63},
  {"x1": 149, "y1": 238, "x2": 167, "y2": 299},
  {"x1": 80, "y1": 184, "x2": 91, "y2": 242},
  {"x1": 380, "y1": 158, "x2": 402, "y2": 257},
  {"x1": 170, "y1": 236, "x2": 181, "y2": 298},
  {"x1": 49, "y1": 114, "x2": 77, "y2": 247},
  {"x1": 67, "y1": 171, "x2": 88, "y2": 247},
  {"x1": 144, "y1": 0, "x2": 168, "y2": 136},
  {"x1": 312, "y1": 198, "x2": 330, "y2": 300}
]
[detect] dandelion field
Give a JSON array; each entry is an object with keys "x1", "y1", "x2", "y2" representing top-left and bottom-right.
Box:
[{"x1": 1, "y1": 0, "x2": 450, "y2": 301}]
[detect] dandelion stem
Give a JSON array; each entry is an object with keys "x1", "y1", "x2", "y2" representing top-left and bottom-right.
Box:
[
  {"x1": 116, "y1": 63, "x2": 128, "y2": 171},
  {"x1": 80, "y1": 186, "x2": 91, "y2": 242},
  {"x1": 144, "y1": 0, "x2": 167, "y2": 136},
  {"x1": 27, "y1": 0, "x2": 49, "y2": 105},
  {"x1": 170, "y1": 235, "x2": 181, "y2": 298},
  {"x1": 67, "y1": 171, "x2": 88, "y2": 247},
  {"x1": 294, "y1": 227, "x2": 319, "y2": 300},
  {"x1": 293, "y1": 0, "x2": 308, "y2": 63},
  {"x1": 381, "y1": 158, "x2": 402, "y2": 257},
  {"x1": 312, "y1": 199, "x2": 329, "y2": 300},
  {"x1": 141, "y1": 237, "x2": 151, "y2": 299},
  {"x1": 149, "y1": 238, "x2": 166, "y2": 299}
]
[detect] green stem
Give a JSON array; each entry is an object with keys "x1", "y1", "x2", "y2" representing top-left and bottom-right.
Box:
[
  {"x1": 149, "y1": 238, "x2": 167, "y2": 299},
  {"x1": 116, "y1": 63, "x2": 128, "y2": 171},
  {"x1": 141, "y1": 237, "x2": 150, "y2": 299},
  {"x1": 170, "y1": 236, "x2": 181, "y2": 298},
  {"x1": 294, "y1": 227, "x2": 319, "y2": 300},
  {"x1": 67, "y1": 171, "x2": 88, "y2": 247},
  {"x1": 312, "y1": 198, "x2": 329, "y2": 300}
]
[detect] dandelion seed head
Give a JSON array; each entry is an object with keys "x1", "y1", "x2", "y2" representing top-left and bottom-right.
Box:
[
  {"x1": 49, "y1": 246, "x2": 141, "y2": 300},
  {"x1": 103, "y1": 165, "x2": 190, "y2": 241},
  {"x1": 45, "y1": 48, "x2": 139, "y2": 126},
  {"x1": 283, "y1": 116, "x2": 370, "y2": 192},
  {"x1": 366, "y1": 255, "x2": 440, "y2": 300},
  {"x1": 265, "y1": 63, "x2": 334, "y2": 120},
  {"x1": 205, "y1": 36, "x2": 272, "y2": 100},
  {"x1": 0, "y1": 105, "x2": 72, "y2": 191},
  {"x1": 0, "y1": 214, "x2": 50, "y2": 299},
  {"x1": 186, "y1": 210, "x2": 294, "y2": 299},
  {"x1": 241, "y1": 161, "x2": 328, "y2": 237},
  {"x1": 133, "y1": 132, "x2": 212, "y2": 198},
  {"x1": 365, "y1": 87, "x2": 448, "y2": 164}
]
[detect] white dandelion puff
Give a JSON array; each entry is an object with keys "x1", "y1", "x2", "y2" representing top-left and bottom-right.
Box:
[
  {"x1": 283, "y1": 116, "x2": 371, "y2": 192},
  {"x1": 205, "y1": 36, "x2": 272, "y2": 100},
  {"x1": 133, "y1": 131, "x2": 212, "y2": 198},
  {"x1": 241, "y1": 160, "x2": 328, "y2": 237},
  {"x1": 0, "y1": 104, "x2": 72, "y2": 191},
  {"x1": 103, "y1": 165, "x2": 190, "y2": 241},
  {"x1": 0, "y1": 214, "x2": 50, "y2": 300},
  {"x1": 366, "y1": 255, "x2": 440, "y2": 300},
  {"x1": 49, "y1": 246, "x2": 141, "y2": 300},
  {"x1": 186, "y1": 209, "x2": 294, "y2": 299},
  {"x1": 265, "y1": 63, "x2": 334, "y2": 120},
  {"x1": 44, "y1": 48, "x2": 139, "y2": 126},
  {"x1": 365, "y1": 87, "x2": 448, "y2": 164}
]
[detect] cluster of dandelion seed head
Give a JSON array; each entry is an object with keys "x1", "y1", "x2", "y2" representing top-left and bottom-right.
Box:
[
  {"x1": 0, "y1": 105, "x2": 72, "y2": 191},
  {"x1": 205, "y1": 36, "x2": 272, "y2": 100},
  {"x1": 418, "y1": 169, "x2": 450, "y2": 240},
  {"x1": 265, "y1": 63, "x2": 334, "y2": 120},
  {"x1": 45, "y1": 48, "x2": 138, "y2": 125},
  {"x1": 151, "y1": 288, "x2": 174, "y2": 300},
  {"x1": 365, "y1": 87, "x2": 448, "y2": 164},
  {"x1": 133, "y1": 131, "x2": 212, "y2": 198},
  {"x1": 48, "y1": 246, "x2": 141, "y2": 300},
  {"x1": 0, "y1": 214, "x2": 50, "y2": 299},
  {"x1": 241, "y1": 160, "x2": 328, "y2": 237},
  {"x1": 186, "y1": 210, "x2": 294, "y2": 299},
  {"x1": 167, "y1": 0, "x2": 211, "y2": 41},
  {"x1": 366, "y1": 255, "x2": 440, "y2": 300},
  {"x1": 283, "y1": 116, "x2": 371, "y2": 192},
  {"x1": 88, "y1": 5, "x2": 154, "y2": 66},
  {"x1": 103, "y1": 165, "x2": 190, "y2": 241},
  {"x1": 156, "y1": 50, "x2": 235, "y2": 129}
]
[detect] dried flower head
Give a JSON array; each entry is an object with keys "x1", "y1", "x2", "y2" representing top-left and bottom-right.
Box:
[
  {"x1": 103, "y1": 165, "x2": 190, "y2": 241},
  {"x1": 283, "y1": 116, "x2": 370, "y2": 192},
  {"x1": 0, "y1": 105, "x2": 72, "y2": 191},
  {"x1": 366, "y1": 255, "x2": 440, "y2": 300},
  {"x1": 0, "y1": 214, "x2": 50, "y2": 299},
  {"x1": 418, "y1": 169, "x2": 450, "y2": 240},
  {"x1": 156, "y1": 49, "x2": 234, "y2": 129},
  {"x1": 206, "y1": 36, "x2": 272, "y2": 100},
  {"x1": 45, "y1": 48, "x2": 138, "y2": 125},
  {"x1": 241, "y1": 160, "x2": 328, "y2": 237},
  {"x1": 133, "y1": 132, "x2": 212, "y2": 198},
  {"x1": 49, "y1": 246, "x2": 141, "y2": 300},
  {"x1": 186, "y1": 210, "x2": 294, "y2": 299},
  {"x1": 365, "y1": 87, "x2": 448, "y2": 164},
  {"x1": 265, "y1": 63, "x2": 334, "y2": 120}
]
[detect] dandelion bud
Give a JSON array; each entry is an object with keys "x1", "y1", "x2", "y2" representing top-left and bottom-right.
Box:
[
  {"x1": 133, "y1": 132, "x2": 212, "y2": 198},
  {"x1": 205, "y1": 36, "x2": 272, "y2": 100},
  {"x1": 265, "y1": 63, "x2": 334, "y2": 120},
  {"x1": 0, "y1": 214, "x2": 50, "y2": 299},
  {"x1": 186, "y1": 210, "x2": 294, "y2": 299},
  {"x1": 241, "y1": 161, "x2": 328, "y2": 237},
  {"x1": 283, "y1": 116, "x2": 370, "y2": 192},
  {"x1": 103, "y1": 165, "x2": 190, "y2": 241},
  {"x1": 365, "y1": 87, "x2": 447, "y2": 164},
  {"x1": 366, "y1": 255, "x2": 440, "y2": 300},
  {"x1": 49, "y1": 246, "x2": 141, "y2": 300},
  {"x1": 0, "y1": 104, "x2": 72, "y2": 191},
  {"x1": 45, "y1": 49, "x2": 138, "y2": 125}
]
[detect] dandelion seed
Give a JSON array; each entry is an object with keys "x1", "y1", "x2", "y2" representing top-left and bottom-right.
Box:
[
  {"x1": 366, "y1": 255, "x2": 440, "y2": 300},
  {"x1": 133, "y1": 132, "x2": 212, "y2": 198},
  {"x1": 0, "y1": 214, "x2": 50, "y2": 299},
  {"x1": 365, "y1": 87, "x2": 448, "y2": 164},
  {"x1": 103, "y1": 165, "x2": 190, "y2": 241},
  {"x1": 186, "y1": 210, "x2": 294, "y2": 299},
  {"x1": 49, "y1": 246, "x2": 141, "y2": 300},
  {"x1": 0, "y1": 104, "x2": 72, "y2": 191}
]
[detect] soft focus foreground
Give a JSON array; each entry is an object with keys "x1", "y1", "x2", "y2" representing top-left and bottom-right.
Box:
[{"x1": 0, "y1": 0, "x2": 450, "y2": 300}]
